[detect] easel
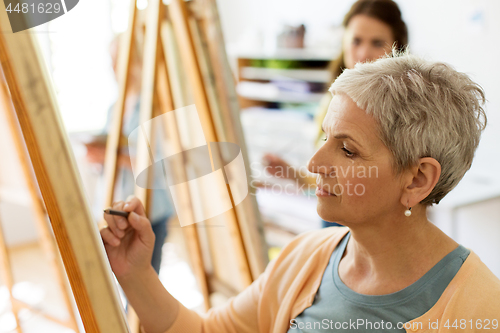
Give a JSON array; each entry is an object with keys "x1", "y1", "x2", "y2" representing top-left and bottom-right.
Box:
[
  {"x1": 102, "y1": 0, "x2": 268, "y2": 331},
  {"x1": 0, "y1": 2, "x2": 130, "y2": 332},
  {"x1": 0, "y1": 74, "x2": 80, "y2": 332}
]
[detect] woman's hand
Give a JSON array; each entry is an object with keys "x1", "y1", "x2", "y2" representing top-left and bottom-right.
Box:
[
  {"x1": 262, "y1": 153, "x2": 293, "y2": 179},
  {"x1": 100, "y1": 197, "x2": 155, "y2": 279}
]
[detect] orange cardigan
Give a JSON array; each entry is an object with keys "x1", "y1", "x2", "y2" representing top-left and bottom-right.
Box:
[{"x1": 164, "y1": 227, "x2": 500, "y2": 333}]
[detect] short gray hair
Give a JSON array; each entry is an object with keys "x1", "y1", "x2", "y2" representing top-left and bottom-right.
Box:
[{"x1": 329, "y1": 50, "x2": 487, "y2": 205}]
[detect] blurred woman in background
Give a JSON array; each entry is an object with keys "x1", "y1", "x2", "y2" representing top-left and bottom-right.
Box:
[{"x1": 263, "y1": 0, "x2": 408, "y2": 227}]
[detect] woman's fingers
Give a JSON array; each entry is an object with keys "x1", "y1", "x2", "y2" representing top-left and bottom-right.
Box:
[
  {"x1": 101, "y1": 226, "x2": 120, "y2": 247},
  {"x1": 103, "y1": 197, "x2": 153, "y2": 247},
  {"x1": 103, "y1": 201, "x2": 126, "y2": 238},
  {"x1": 123, "y1": 196, "x2": 146, "y2": 217},
  {"x1": 127, "y1": 212, "x2": 155, "y2": 244},
  {"x1": 112, "y1": 201, "x2": 129, "y2": 231}
]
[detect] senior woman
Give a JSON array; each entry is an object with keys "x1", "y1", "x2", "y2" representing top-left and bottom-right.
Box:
[{"x1": 101, "y1": 52, "x2": 500, "y2": 333}]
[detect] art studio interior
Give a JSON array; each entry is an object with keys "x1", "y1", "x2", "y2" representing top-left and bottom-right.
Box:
[{"x1": 0, "y1": 0, "x2": 499, "y2": 332}]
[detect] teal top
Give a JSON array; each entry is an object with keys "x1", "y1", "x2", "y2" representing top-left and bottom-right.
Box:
[{"x1": 288, "y1": 232, "x2": 470, "y2": 332}]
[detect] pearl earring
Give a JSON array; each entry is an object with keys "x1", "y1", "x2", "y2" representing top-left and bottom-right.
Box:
[{"x1": 404, "y1": 203, "x2": 412, "y2": 217}]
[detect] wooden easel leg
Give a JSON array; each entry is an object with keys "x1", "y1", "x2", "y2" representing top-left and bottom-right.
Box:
[
  {"x1": 155, "y1": 26, "x2": 211, "y2": 311},
  {"x1": 99, "y1": 1, "x2": 142, "y2": 330},
  {"x1": 0, "y1": 5, "x2": 128, "y2": 330},
  {"x1": 101, "y1": 0, "x2": 138, "y2": 228},
  {"x1": 0, "y1": 69, "x2": 79, "y2": 332},
  {"x1": 195, "y1": 0, "x2": 269, "y2": 278},
  {"x1": 134, "y1": 0, "x2": 163, "y2": 213},
  {"x1": 0, "y1": 70, "x2": 23, "y2": 333},
  {"x1": 0, "y1": 215, "x2": 23, "y2": 333},
  {"x1": 126, "y1": 0, "x2": 164, "y2": 331},
  {"x1": 169, "y1": 0, "x2": 253, "y2": 287}
]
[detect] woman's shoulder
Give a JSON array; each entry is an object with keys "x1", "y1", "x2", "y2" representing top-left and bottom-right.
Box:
[
  {"x1": 457, "y1": 251, "x2": 500, "y2": 292},
  {"x1": 456, "y1": 251, "x2": 500, "y2": 303},
  {"x1": 425, "y1": 251, "x2": 500, "y2": 321}
]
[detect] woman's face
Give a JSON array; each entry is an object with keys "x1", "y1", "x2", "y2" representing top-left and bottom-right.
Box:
[
  {"x1": 343, "y1": 14, "x2": 395, "y2": 69},
  {"x1": 308, "y1": 94, "x2": 404, "y2": 224}
]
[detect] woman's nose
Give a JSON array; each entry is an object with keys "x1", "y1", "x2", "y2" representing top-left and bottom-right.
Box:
[
  {"x1": 307, "y1": 149, "x2": 334, "y2": 176},
  {"x1": 356, "y1": 46, "x2": 372, "y2": 64},
  {"x1": 307, "y1": 157, "x2": 320, "y2": 174}
]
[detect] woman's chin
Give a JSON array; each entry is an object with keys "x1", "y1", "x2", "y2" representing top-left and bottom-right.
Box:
[{"x1": 317, "y1": 205, "x2": 341, "y2": 224}]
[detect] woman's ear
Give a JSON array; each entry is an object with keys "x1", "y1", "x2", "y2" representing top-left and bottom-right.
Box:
[{"x1": 401, "y1": 157, "x2": 441, "y2": 207}]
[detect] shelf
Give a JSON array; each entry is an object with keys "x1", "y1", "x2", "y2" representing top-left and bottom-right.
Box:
[
  {"x1": 237, "y1": 81, "x2": 325, "y2": 103},
  {"x1": 240, "y1": 67, "x2": 330, "y2": 83},
  {"x1": 236, "y1": 48, "x2": 335, "y2": 61}
]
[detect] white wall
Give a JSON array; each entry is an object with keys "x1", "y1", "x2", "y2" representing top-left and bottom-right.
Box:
[{"x1": 398, "y1": 0, "x2": 500, "y2": 179}]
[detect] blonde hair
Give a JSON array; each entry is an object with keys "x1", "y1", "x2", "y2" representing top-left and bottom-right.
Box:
[{"x1": 329, "y1": 50, "x2": 487, "y2": 205}]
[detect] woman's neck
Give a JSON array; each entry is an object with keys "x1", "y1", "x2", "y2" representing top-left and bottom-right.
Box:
[{"x1": 338, "y1": 209, "x2": 458, "y2": 295}]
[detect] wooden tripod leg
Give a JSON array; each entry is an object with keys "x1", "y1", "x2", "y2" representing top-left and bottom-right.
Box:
[
  {"x1": 169, "y1": 0, "x2": 253, "y2": 287},
  {"x1": 156, "y1": 26, "x2": 211, "y2": 311},
  {"x1": 0, "y1": 74, "x2": 23, "y2": 333},
  {"x1": 0, "y1": 70, "x2": 79, "y2": 331},
  {"x1": 101, "y1": 0, "x2": 138, "y2": 226},
  {"x1": 100, "y1": 1, "x2": 140, "y2": 328},
  {"x1": 133, "y1": 0, "x2": 163, "y2": 208},
  {"x1": 0, "y1": 214, "x2": 22, "y2": 333},
  {"x1": 100, "y1": 1, "x2": 139, "y2": 328},
  {"x1": 126, "y1": 0, "x2": 164, "y2": 331},
  {"x1": 0, "y1": 3, "x2": 129, "y2": 331},
  {"x1": 195, "y1": 0, "x2": 268, "y2": 279}
]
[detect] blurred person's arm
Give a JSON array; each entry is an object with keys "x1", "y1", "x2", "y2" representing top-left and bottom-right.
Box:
[
  {"x1": 262, "y1": 154, "x2": 316, "y2": 187},
  {"x1": 261, "y1": 93, "x2": 331, "y2": 188}
]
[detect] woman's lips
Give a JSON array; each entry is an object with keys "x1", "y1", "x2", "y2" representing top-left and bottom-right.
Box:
[{"x1": 316, "y1": 185, "x2": 336, "y2": 197}]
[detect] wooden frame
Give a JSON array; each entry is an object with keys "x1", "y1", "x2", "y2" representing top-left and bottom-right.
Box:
[
  {"x1": 102, "y1": 0, "x2": 139, "y2": 225},
  {"x1": 0, "y1": 70, "x2": 79, "y2": 332},
  {"x1": 189, "y1": 0, "x2": 268, "y2": 280},
  {"x1": 0, "y1": 3, "x2": 129, "y2": 332},
  {"x1": 169, "y1": 0, "x2": 255, "y2": 291},
  {"x1": 157, "y1": 19, "x2": 211, "y2": 311}
]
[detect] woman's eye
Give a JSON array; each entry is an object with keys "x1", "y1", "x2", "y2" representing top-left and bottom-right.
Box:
[{"x1": 342, "y1": 147, "x2": 354, "y2": 157}]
